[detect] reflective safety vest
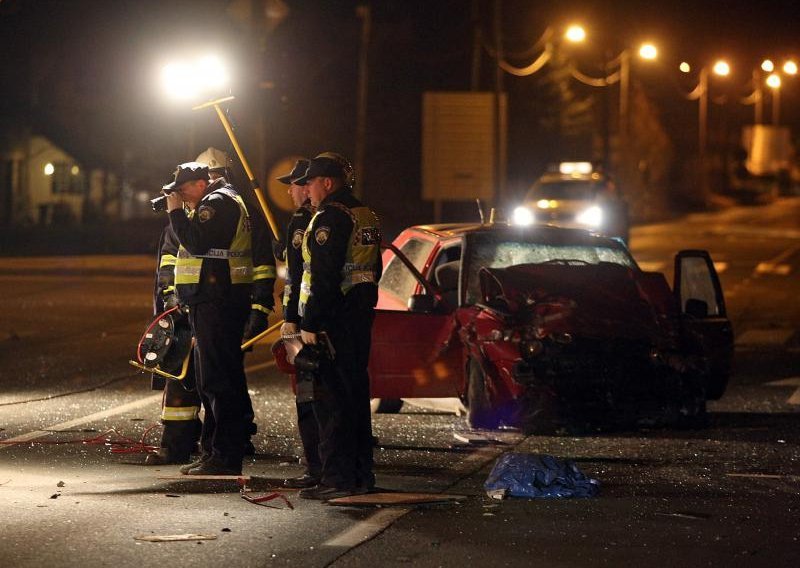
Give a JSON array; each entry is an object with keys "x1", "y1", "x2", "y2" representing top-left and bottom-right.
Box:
[
  {"x1": 174, "y1": 188, "x2": 254, "y2": 292},
  {"x1": 299, "y1": 203, "x2": 381, "y2": 316}
]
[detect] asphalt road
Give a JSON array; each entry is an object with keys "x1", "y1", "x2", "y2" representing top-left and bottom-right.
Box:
[{"x1": 1, "y1": 199, "x2": 799, "y2": 567}]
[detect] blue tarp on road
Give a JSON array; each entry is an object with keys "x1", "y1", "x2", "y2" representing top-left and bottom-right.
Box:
[{"x1": 484, "y1": 453, "x2": 600, "y2": 499}]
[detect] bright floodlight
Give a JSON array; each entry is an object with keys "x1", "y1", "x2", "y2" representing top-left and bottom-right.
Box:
[
  {"x1": 564, "y1": 25, "x2": 586, "y2": 43},
  {"x1": 161, "y1": 55, "x2": 228, "y2": 101},
  {"x1": 639, "y1": 43, "x2": 658, "y2": 60},
  {"x1": 767, "y1": 73, "x2": 781, "y2": 89},
  {"x1": 44, "y1": 163, "x2": 54, "y2": 176},
  {"x1": 512, "y1": 206, "x2": 535, "y2": 226},
  {"x1": 679, "y1": 62, "x2": 691, "y2": 73},
  {"x1": 783, "y1": 60, "x2": 798, "y2": 75},
  {"x1": 761, "y1": 59, "x2": 775, "y2": 73},
  {"x1": 713, "y1": 60, "x2": 730, "y2": 76}
]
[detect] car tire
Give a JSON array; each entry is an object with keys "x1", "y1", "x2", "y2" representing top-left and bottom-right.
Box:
[
  {"x1": 467, "y1": 359, "x2": 500, "y2": 429},
  {"x1": 370, "y1": 398, "x2": 404, "y2": 414}
]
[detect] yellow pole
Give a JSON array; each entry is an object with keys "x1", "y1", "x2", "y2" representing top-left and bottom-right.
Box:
[
  {"x1": 241, "y1": 319, "x2": 283, "y2": 351},
  {"x1": 192, "y1": 96, "x2": 282, "y2": 241}
]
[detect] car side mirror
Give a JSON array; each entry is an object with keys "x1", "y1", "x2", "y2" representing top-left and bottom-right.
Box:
[
  {"x1": 408, "y1": 294, "x2": 437, "y2": 313},
  {"x1": 684, "y1": 298, "x2": 709, "y2": 318}
]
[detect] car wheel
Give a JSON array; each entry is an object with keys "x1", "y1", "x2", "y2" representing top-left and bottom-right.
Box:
[
  {"x1": 370, "y1": 398, "x2": 404, "y2": 414},
  {"x1": 467, "y1": 359, "x2": 500, "y2": 429}
]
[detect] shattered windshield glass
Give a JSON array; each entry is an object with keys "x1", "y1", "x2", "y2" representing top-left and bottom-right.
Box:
[{"x1": 464, "y1": 232, "x2": 636, "y2": 304}]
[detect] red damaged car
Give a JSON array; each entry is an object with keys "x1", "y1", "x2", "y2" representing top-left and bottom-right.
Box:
[{"x1": 276, "y1": 222, "x2": 733, "y2": 432}]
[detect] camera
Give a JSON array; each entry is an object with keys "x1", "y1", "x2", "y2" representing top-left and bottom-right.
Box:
[{"x1": 150, "y1": 195, "x2": 168, "y2": 212}]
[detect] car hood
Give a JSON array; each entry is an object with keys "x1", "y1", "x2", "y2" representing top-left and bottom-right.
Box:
[{"x1": 478, "y1": 263, "x2": 662, "y2": 340}]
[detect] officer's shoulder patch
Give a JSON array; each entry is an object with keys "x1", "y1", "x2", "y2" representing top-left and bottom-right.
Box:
[
  {"x1": 315, "y1": 226, "x2": 330, "y2": 245},
  {"x1": 292, "y1": 228, "x2": 304, "y2": 249},
  {"x1": 197, "y1": 205, "x2": 216, "y2": 223}
]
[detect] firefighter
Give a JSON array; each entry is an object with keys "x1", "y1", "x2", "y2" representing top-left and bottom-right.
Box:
[
  {"x1": 275, "y1": 158, "x2": 323, "y2": 489},
  {"x1": 196, "y1": 148, "x2": 277, "y2": 452},
  {"x1": 143, "y1": 224, "x2": 202, "y2": 465},
  {"x1": 163, "y1": 162, "x2": 255, "y2": 476},
  {"x1": 294, "y1": 153, "x2": 382, "y2": 500}
]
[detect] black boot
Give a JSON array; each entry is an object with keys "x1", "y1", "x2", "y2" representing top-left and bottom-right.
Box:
[{"x1": 144, "y1": 447, "x2": 191, "y2": 466}]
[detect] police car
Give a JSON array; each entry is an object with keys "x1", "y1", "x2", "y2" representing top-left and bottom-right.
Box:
[{"x1": 511, "y1": 162, "x2": 630, "y2": 242}]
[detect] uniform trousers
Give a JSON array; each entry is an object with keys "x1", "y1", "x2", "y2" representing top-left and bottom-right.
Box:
[
  {"x1": 189, "y1": 296, "x2": 252, "y2": 469},
  {"x1": 313, "y1": 307, "x2": 375, "y2": 491}
]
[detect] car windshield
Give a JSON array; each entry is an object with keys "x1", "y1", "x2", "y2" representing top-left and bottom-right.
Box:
[
  {"x1": 463, "y1": 230, "x2": 636, "y2": 304},
  {"x1": 527, "y1": 181, "x2": 599, "y2": 201}
]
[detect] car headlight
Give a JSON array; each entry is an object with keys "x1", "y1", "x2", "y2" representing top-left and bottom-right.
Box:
[
  {"x1": 575, "y1": 205, "x2": 603, "y2": 228},
  {"x1": 512, "y1": 206, "x2": 535, "y2": 226}
]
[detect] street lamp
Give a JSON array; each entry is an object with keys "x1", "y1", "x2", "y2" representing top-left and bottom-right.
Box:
[
  {"x1": 160, "y1": 54, "x2": 281, "y2": 242},
  {"x1": 682, "y1": 59, "x2": 730, "y2": 192}
]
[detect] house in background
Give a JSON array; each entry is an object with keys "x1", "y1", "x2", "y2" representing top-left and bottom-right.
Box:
[{"x1": 0, "y1": 134, "x2": 120, "y2": 226}]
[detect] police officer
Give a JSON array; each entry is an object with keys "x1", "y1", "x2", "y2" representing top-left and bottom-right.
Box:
[
  {"x1": 164, "y1": 162, "x2": 255, "y2": 475},
  {"x1": 294, "y1": 152, "x2": 382, "y2": 500},
  {"x1": 275, "y1": 158, "x2": 322, "y2": 489}
]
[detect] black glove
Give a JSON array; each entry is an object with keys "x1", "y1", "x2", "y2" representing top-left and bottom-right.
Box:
[
  {"x1": 163, "y1": 293, "x2": 180, "y2": 310},
  {"x1": 272, "y1": 239, "x2": 287, "y2": 262},
  {"x1": 242, "y1": 309, "x2": 270, "y2": 341}
]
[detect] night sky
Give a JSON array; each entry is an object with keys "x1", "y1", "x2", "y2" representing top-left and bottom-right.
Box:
[{"x1": 1, "y1": 0, "x2": 799, "y2": 222}]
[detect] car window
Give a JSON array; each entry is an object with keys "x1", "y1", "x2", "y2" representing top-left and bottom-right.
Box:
[
  {"x1": 379, "y1": 237, "x2": 435, "y2": 303},
  {"x1": 464, "y1": 234, "x2": 635, "y2": 305},
  {"x1": 679, "y1": 256, "x2": 721, "y2": 316}
]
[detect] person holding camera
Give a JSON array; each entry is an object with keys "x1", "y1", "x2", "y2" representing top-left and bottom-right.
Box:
[
  {"x1": 275, "y1": 158, "x2": 322, "y2": 489},
  {"x1": 294, "y1": 152, "x2": 382, "y2": 500},
  {"x1": 144, "y1": 149, "x2": 274, "y2": 466},
  {"x1": 163, "y1": 161, "x2": 255, "y2": 476}
]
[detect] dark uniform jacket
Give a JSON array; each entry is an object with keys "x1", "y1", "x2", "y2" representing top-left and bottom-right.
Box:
[
  {"x1": 168, "y1": 178, "x2": 252, "y2": 306},
  {"x1": 300, "y1": 188, "x2": 382, "y2": 333},
  {"x1": 283, "y1": 199, "x2": 315, "y2": 324}
]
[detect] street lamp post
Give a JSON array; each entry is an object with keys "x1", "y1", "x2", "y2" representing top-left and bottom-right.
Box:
[{"x1": 160, "y1": 55, "x2": 281, "y2": 242}]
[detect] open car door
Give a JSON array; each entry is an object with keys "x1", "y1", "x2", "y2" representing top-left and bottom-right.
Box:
[
  {"x1": 674, "y1": 250, "x2": 734, "y2": 400},
  {"x1": 369, "y1": 243, "x2": 463, "y2": 399}
]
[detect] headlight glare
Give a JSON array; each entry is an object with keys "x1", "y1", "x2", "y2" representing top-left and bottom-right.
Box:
[
  {"x1": 512, "y1": 206, "x2": 535, "y2": 226},
  {"x1": 576, "y1": 205, "x2": 603, "y2": 227}
]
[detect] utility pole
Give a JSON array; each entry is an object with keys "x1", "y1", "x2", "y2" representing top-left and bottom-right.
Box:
[
  {"x1": 492, "y1": 0, "x2": 504, "y2": 206},
  {"x1": 355, "y1": 4, "x2": 371, "y2": 199}
]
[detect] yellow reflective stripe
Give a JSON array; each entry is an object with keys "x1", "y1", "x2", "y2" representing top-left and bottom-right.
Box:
[
  {"x1": 161, "y1": 285, "x2": 175, "y2": 295},
  {"x1": 159, "y1": 254, "x2": 177, "y2": 268},
  {"x1": 253, "y1": 265, "x2": 277, "y2": 280},
  {"x1": 161, "y1": 406, "x2": 200, "y2": 421},
  {"x1": 251, "y1": 304, "x2": 272, "y2": 314}
]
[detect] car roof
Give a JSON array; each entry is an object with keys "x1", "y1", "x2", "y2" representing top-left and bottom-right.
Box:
[{"x1": 408, "y1": 222, "x2": 626, "y2": 248}]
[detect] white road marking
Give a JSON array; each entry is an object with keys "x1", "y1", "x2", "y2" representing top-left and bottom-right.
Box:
[
  {"x1": 735, "y1": 328, "x2": 795, "y2": 346},
  {"x1": 323, "y1": 508, "x2": 411, "y2": 547},
  {"x1": 323, "y1": 439, "x2": 510, "y2": 550},
  {"x1": 754, "y1": 242, "x2": 800, "y2": 276},
  {"x1": 0, "y1": 393, "x2": 162, "y2": 450},
  {"x1": 0, "y1": 360, "x2": 276, "y2": 450},
  {"x1": 764, "y1": 377, "x2": 800, "y2": 387},
  {"x1": 762, "y1": 377, "x2": 800, "y2": 405}
]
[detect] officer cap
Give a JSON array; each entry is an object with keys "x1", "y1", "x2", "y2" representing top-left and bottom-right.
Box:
[
  {"x1": 294, "y1": 152, "x2": 354, "y2": 188},
  {"x1": 276, "y1": 158, "x2": 310, "y2": 185},
  {"x1": 162, "y1": 162, "x2": 210, "y2": 192}
]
